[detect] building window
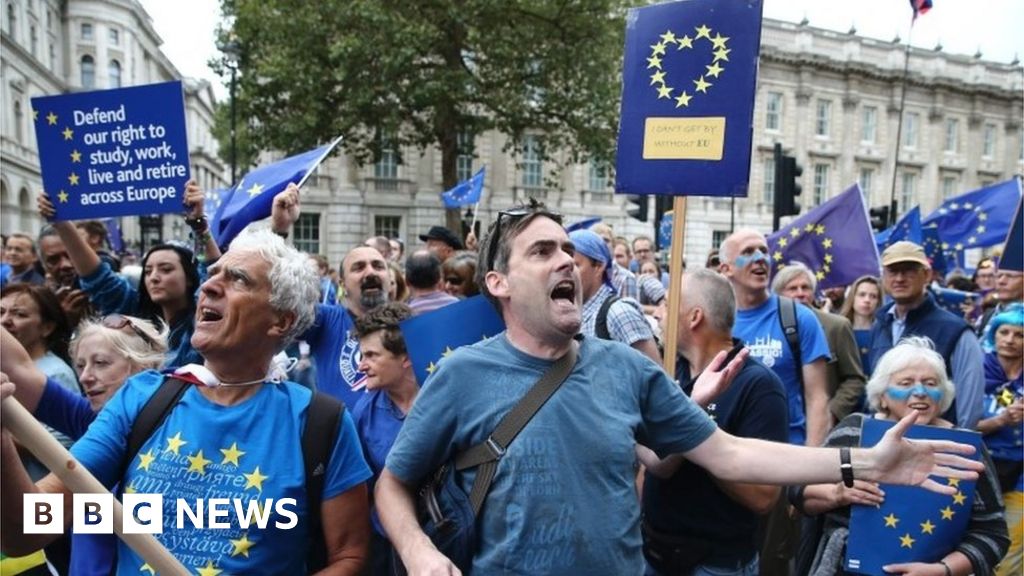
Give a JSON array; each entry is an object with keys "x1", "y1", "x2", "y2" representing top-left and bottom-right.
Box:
[
  {"x1": 589, "y1": 161, "x2": 612, "y2": 191},
  {"x1": 899, "y1": 172, "x2": 916, "y2": 212},
  {"x1": 29, "y1": 24, "x2": 36, "y2": 55},
  {"x1": 108, "y1": 27, "x2": 119, "y2": 45},
  {"x1": 942, "y1": 176, "x2": 958, "y2": 199},
  {"x1": 374, "y1": 135, "x2": 398, "y2": 181},
  {"x1": 80, "y1": 22, "x2": 93, "y2": 40},
  {"x1": 815, "y1": 100, "x2": 831, "y2": 137},
  {"x1": 455, "y1": 130, "x2": 474, "y2": 182},
  {"x1": 80, "y1": 55, "x2": 95, "y2": 88},
  {"x1": 374, "y1": 214, "x2": 401, "y2": 239},
  {"x1": 765, "y1": 92, "x2": 783, "y2": 131},
  {"x1": 983, "y1": 124, "x2": 997, "y2": 158},
  {"x1": 861, "y1": 106, "x2": 877, "y2": 143},
  {"x1": 109, "y1": 59, "x2": 121, "y2": 88},
  {"x1": 521, "y1": 135, "x2": 542, "y2": 188},
  {"x1": 763, "y1": 158, "x2": 775, "y2": 205},
  {"x1": 902, "y1": 112, "x2": 919, "y2": 148},
  {"x1": 944, "y1": 118, "x2": 958, "y2": 153},
  {"x1": 293, "y1": 213, "x2": 320, "y2": 254},
  {"x1": 7, "y1": 2, "x2": 16, "y2": 39},
  {"x1": 712, "y1": 230, "x2": 729, "y2": 250},
  {"x1": 859, "y1": 167, "x2": 874, "y2": 201},
  {"x1": 13, "y1": 100, "x2": 23, "y2": 143},
  {"x1": 48, "y1": 42, "x2": 54, "y2": 69},
  {"x1": 813, "y1": 163, "x2": 830, "y2": 204}
]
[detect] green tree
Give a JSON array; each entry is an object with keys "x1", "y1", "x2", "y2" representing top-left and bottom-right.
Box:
[{"x1": 215, "y1": 0, "x2": 632, "y2": 233}]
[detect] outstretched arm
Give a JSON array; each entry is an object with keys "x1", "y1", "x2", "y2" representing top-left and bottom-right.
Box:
[{"x1": 376, "y1": 469, "x2": 460, "y2": 576}]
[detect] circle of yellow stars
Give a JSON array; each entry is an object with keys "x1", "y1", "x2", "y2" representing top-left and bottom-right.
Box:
[
  {"x1": 880, "y1": 477, "x2": 968, "y2": 552},
  {"x1": 646, "y1": 24, "x2": 730, "y2": 108},
  {"x1": 935, "y1": 201, "x2": 990, "y2": 250},
  {"x1": 772, "y1": 222, "x2": 833, "y2": 282}
]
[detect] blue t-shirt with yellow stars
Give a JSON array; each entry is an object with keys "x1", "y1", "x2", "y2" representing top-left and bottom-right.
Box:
[{"x1": 71, "y1": 370, "x2": 372, "y2": 575}]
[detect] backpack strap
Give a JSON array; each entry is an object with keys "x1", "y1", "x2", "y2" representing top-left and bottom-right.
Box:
[
  {"x1": 303, "y1": 392, "x2": 344, "y2": 573},
  {"x1": 595, "y1": 295, "x2": 620, "y2": 340},
  {"x1": 777, "y1": 295, "x2": 805, "y2": 392},
  {"x1": 121, "y1": 376, "x2": 190, "y2": 488}
]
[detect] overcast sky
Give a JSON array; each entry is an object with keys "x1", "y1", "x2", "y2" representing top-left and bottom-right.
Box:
[{"x1": 140, "y1": 0, "x2": 1024, "y2": 102}]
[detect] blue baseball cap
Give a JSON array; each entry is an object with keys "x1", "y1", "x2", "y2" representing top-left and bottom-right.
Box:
[{"x1": 569, "y1": 229, "x2": 614, "y2": 288}]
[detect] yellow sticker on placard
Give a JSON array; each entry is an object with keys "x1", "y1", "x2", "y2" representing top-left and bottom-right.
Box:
[{"x1": 643, "y1": 117, "x2": 726, "y2": 160}]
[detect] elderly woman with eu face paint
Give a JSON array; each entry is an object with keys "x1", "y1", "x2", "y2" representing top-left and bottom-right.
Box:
[{"x1": 790, "y1": 337, "x2": 1008, "y2": 576}]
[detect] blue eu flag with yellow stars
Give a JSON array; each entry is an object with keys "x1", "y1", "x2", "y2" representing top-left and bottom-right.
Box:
[
  {"x1": 440, "y1": 167, "x2": 485, "y2": 209},
  {"x1": 615, "y1": 0, "x2": 763, "y2": 197},
  {"x1": 930, "y1": 285, "x2": 980, "y2": 316},
  {"x1": 921, "y1": 225, "x2": 963, "y2": 276},
  {"x1": 399, "y1": 295, "x2": 505, "y2": 386},
  {"x1": 658, "y1": 210, "x2": 674, "y2": 250},
  {"x1": 876, "y1": 206, "x2": 922, "y2": 252},
  {"x1": 922, "y1": 177, "x2": 1023, "y2": 251},
  {"x1": 845, "y1": 419, "x2": 982, "y2": 574},
  {"x1": 767, "y1": 184, "x2": 880, "y2": 291},
  {"x1": 212, "y1": 136, "x2": 342, "y2": 248}
]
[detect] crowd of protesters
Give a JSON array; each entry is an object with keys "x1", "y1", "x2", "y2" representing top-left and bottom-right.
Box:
[{"x1": 0, "y1": 181, "x2": 1019, "y2": 576}]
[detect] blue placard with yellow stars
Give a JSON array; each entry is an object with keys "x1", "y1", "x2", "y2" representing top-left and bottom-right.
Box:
[
  {"x1": 845, "y1": 418, "x2": 983, "y2": 574},
  {"x1": 922, "y1": 177, "x2": 1023, "y2": 251},
  {"x1": 615, "y1": 0, "x2": 762, "y2": 197},
  {"x1": 30, "y1": 81, "x2": 190, "y2": 221},
  {"x1": 399, "y1": 295, "x2": 505, "y2": 386},
  {"x1": 767, "y1": 184, "x2": 880, "y2": 291}
]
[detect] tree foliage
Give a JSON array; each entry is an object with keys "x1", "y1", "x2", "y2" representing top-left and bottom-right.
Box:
[{"x1": 215, "y1": 0, "x2": 634, "y2": 214}]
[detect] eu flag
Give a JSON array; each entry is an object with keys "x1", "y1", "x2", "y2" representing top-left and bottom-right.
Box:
[
  {"x1": 921, "y1": 225, "x2": 963, "y2": 276},
  {"x1": 399, "y1": 295, "x2": 505, "y2": 386},
  {"x1": 922, "y1": 178, "x2": 1023, "y2": 251},
  {"x1": 1000, "y1": 197, "x2": 1023, "y2": 272},
  {"x1": 658, "y1": 210, "x2": 674, "y2": 250},
  {"x1": 876, "y1": 206, "x2": 922, "y2": 252},
  {"x1": 212, "y1": 137, "x2": 342, "y2": 248},
  {"x1": 615, "y1": 0, "x2": 763, "y2": 197},
  {"x1": 845, "y1": 418, "x2": 981, "y2": 574},
  {"x1": 931, "y1": 285, "x2": 980, "y2": 316},
  {"x1": 440, "y1": 167, "x2": 485, "y2": 209},
  {"x1": 767, "y1": 184, "x2": 880, "y2": 290},
  {"x1": 565, "y1": 217, "x2": 602, "y2": 233}
]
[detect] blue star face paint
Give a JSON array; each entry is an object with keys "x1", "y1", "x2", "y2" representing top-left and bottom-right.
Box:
[
  {"x1": 734, "y1": 249, "x2": 769, "y2": 269},
  {"x1": 886, "y1": 382, "x2": 943, "y2": 403}
]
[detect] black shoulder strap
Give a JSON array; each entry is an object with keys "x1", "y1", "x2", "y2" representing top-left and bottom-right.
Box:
[
  {"x1": 303, "y1": 392, "x2": 344, "y2": 574},
  {"x1": 596, "y1": 295, "x2": 620, "y2": 340},
  {"x1": 777, "y1": 295, "x2": 804, "y2": 391},
  {"x1": 122, "y1": 376, "x2": 190, "y2": 485}
]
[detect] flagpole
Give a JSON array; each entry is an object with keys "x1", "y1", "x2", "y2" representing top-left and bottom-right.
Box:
[
  {"x1": 469, "y1": 202, "x2": 480, "y2": 236},
  {"x1": 295, "y1": 135, "x2": 344, "y2": 188},
  {"x1": 662, "y1": 196, "x2": 687, "y2": 378},
  {"x1": 887, "y1": 18, "x2": 915, "y2": 228}
]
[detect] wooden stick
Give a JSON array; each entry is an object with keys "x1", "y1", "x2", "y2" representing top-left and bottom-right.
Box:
[
  {"x1": 661, "y1": 196, "x2": 688, "y2": 378},
  {"x1": 1, "y1": 396, "x2": 188, "y2": 575}
]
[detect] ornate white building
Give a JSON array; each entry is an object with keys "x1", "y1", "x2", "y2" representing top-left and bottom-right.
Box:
[{"x1": 0, "y1": 0, "x2": 226, "y2": 245}]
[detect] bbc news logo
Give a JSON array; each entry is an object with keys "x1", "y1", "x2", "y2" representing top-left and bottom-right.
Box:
[{"x1": 24, "y1": 494, "x2": 298, "y2": 534}]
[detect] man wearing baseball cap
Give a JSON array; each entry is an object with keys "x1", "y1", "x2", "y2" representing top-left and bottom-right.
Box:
[
  {"x1": 868, "y1": 240, "x2": 985, "y2": 428},
  {"x1": 569, "y1": 229, "x2": 660, "y2": 363},
  {"x1": 418, "y1": 226, "x2": 464, "y2": 262}
]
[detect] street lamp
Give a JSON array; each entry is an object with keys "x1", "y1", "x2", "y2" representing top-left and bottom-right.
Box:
[{"x1": 219, "y1": 36, "x2": 241, "y2": 186}]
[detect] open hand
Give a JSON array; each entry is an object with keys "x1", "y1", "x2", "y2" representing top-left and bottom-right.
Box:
[
  {"x1": 833, "y1": 479, "x2": 885, "y2": 508},
  {"x1": 37, "y1": 192, "x2": 56, "y2": 220},
  {"x1": 883, "y1": 561, "x2": 947, "y2": 575},
  {"x1": 869, "y1": 412, "x2": 983, "y2": 494},
  {"x1": 690, "y1": 348, "x2": 748, "y2": 408}
]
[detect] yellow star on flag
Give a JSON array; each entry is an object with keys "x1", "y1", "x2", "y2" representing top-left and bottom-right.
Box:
[
  {"x1": 920, "y1": 519, "x2": 935, "y2": 534},
  {"x1": 657, "y1": 84, "x2": 673, "y2": 99},
  {"x1": 713, "y1": 48, "x2": 730, "y2": 62},
  {"x1": 426, "y1": 361, "x2": 437, "y2": 375},
  {"x1": 137, "y1": 449, "x2": 156, "y2": 472},
  {"x1": 955, "y1": 243, "x2": 964, "y2": 251},
  {"x1": 815, "y1": 224, "x2": 825, "y2": 235},
  {"x1": 710, "y1": 32, "x2": 730, "y2": 49},
  {"x1": 247, "y1": 182, "x2": 265, "y2": 197},
  {"x1": 940, "y1": 506, "x2": 955, "y2": 520},
  {"x1": 141, "y1": 563, "x2": 156, "y2": 575},
  {"x1": 805, "y1": 223, "x2": 815, "y2": 232},
  {"x1": 899, "y1": 533, "x2": 915, "y2": 549},
  {"x1": 646, "y1": 55, "x2": 663, "y2": 69},
  {"x1": 57, "y1": 190, "x2": 69, "y2": 203},
  {"x1": 68, "y1": 173, "x2": 80, "y2": 186},
  {"x1": 978, "y1": 213, "x2": 987, "y2": 221},
  {"x1": 230, "y1": 532, "x2": 255, "y2": 557},
  {"x1": 773, "y1": 251, "x2": 783, "y2": 262},
  {"x1": 243, "y1": 466, "x2": 268, "y2": 492},
  {"x1": 165, "y1": 431, "x2": 187, "y2": 455},
  {"x1": 816, "y1": 270, "x2": 825, "y2": 281},
  {"x1": 967, "y1": 236, "x2": 977, "y2": 245},
  {"x1": 948, "y1": 478, "x2": 960, "y2": 487},
  {"x1": 823, "y1": 264, "x2": 831, "y2": 273},
  {"x1": 46, "y1": 112, "x2": 58, "y2": 125},
  {"x1": 187, "y1": 450, "x2": 212, "y2": 475},
  {"x1": 693, "y1": 76, "x2": 711, "y2": 93},
  {"x1": 220, "y1": 442, "x2": 246, "y2": 466},
  {"x1": 976, "y1": 225, "x2": 986, "y2": 234},
  {"x1": 659, "y1": 30, "x2": 677, "y2": 44},
  {"x1": 62, "y1": 127, "x2": 74, "y2": 140},
  {"x1": 790, "y1": 228, "x2": 800, "y2": 238},
  {"x1": 705, "y1": 62, "x2": 725, "y2": 78},
  {"x1": 883, "y1": 513, "x2": 899, "y2": 528},
  {"x1": 824, "y1": 254, "x2": 833, "y2": 264},
  {"x1": 952, "y1": 491, "x2": 966, "y2": 505},
  {"x1": 124, "y1": 485, "x2": 137, "y2": 494},
  {"x1": 778, "y1": 237, "x2": 788, "y2": 248},
  {"x1": 822, "y1": 238, "x2": 833, "y2": 249},
  {"x1": 650, "y1": 70, "x2": 666, "y2": 85},
  {"x1": 70, "y1": 149, "x2": 82, "y2": 163},
  {"x1": 674, "y1": 91, "x2": 692, "y2": 108},
  {"x1": 650, "y1": 42, "x2": 667, "y2": 56},
  {"x1": 196, "y1": 559, "x2": 222, "y2": 576},
  {"x1": 694, "y1": 24, "x2": 712, "y2": 39},
  {"x1": 676, "y1": 35, "x2": 693, "y2": 49},
  {"x1": 442, "y1": 346, "x2": 454, "y2": 358}
]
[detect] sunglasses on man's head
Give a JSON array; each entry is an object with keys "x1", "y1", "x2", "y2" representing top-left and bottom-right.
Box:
[
  {"x1": 101, "y1": 314, "x2": 157, "y2": 349},
  {"x1": 484, "y1": 203, "x2": 562, "y2": 273}
]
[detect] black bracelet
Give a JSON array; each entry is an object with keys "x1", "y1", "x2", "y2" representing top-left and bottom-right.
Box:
[
  {"x1": 939, "y1": 560, "x2": 952, "y2": 576},
  {"x1": 184, "y1": 215, "x2": 208, "y2": 232},
  {"x1": 840, "y1": 446, "x2": 854, "y2": 488}
]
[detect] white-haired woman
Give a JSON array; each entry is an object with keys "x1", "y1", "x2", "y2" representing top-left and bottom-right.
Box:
[{"x1": 790, "y1": 337, "x2": 1008, "y2": 576}]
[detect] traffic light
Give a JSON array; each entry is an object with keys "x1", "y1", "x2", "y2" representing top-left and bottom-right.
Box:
[
  {"x1": 772, "y1": 143, "x2": 803, "y2": 231},
  {"x1": 869, "y1": 205, "x2": 891, "y2": 232},
  {"x1": 627, "y1": 194, "x2": 649, "y2": 222}
]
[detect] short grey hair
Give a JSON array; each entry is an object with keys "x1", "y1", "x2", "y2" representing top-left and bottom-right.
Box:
[
  {"x1": 684, "y1": 268, "x2": 735, "y2": 334},
  {"x1": 771, "y1": 261, "x2": 817, "y2": 295},
  {"x1": 865, "y1": 336, "x2": 955, "y2": 415},
  {"x1": 228, "y1": 229, "x2": 319, "y2": 349}
]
